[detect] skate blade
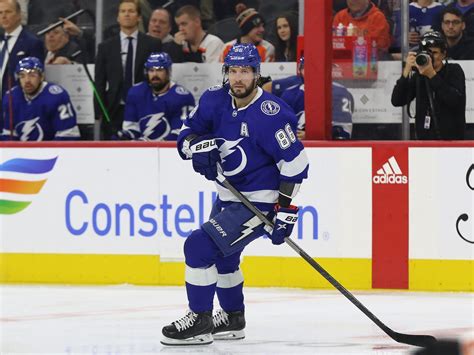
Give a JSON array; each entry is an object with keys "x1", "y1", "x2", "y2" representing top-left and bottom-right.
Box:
[
  {"x1": 213, "y1": 330, "x2": 245, "y2": 340},
  {"x1": 160, "y1": 333, "x2": 213, "y2": 346}
]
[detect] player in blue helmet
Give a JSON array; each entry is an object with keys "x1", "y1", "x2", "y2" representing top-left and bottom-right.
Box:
[
  {"x1": 115, "y1": 52, "x2": 195, "y2": 141},
  {"x1": 1, "y1": 56, "x2": 80, "y2": 141},
  {"x1": 161, "y1": 43, "x2": 309, "y2": 345},
  {"x1": 15, "y1": 57, "x2": 45, "y2": 96},
  {"x1": 222, "y1": 43, "x2": 261, "y2": 96},
  {"x1": 144, "y1": 52, "x2": 173, "y2": 93},
  {"x1": 16, "y1": 57, "x2": 44, "y2": 75}
]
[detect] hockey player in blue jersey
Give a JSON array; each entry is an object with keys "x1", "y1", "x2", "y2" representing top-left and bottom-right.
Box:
[
  {"x1": 279, "y1": 56, "x2": 354, "y2": 140},
  {"x1": 161, "y1": 43, "x2": 309, "y2": 346},
  {"x1": 115, "y1": 52, "x2": 195, "y2": 141},
  {"x1": 1, "y1": 57, "x2": 80, "y2": 141}
]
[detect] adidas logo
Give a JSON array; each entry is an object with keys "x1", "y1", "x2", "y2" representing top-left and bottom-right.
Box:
[{"x1": 373, "y1": 156, "x2": 408, "y2": 184}]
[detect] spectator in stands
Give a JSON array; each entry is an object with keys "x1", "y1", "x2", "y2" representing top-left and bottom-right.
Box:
[
  {"x1": 164, "y1": 5, "x2": 224, "y2": 63},
  {"x1": 447, "y1": 0, "x2": 474, "y2": 37},
  {"x1": 1, "y1": 57, "x2": 80, "y2": 141},
  {"x1": 148, "y1": 8, "x2": 174, "y2": 43},
  {"x1": 333, "y1": 0, "x2": 391, "y2": 55},
  {"x1": 391, "y1": 31, "x2": 466, "y2": 140},
  {"x1": 220, "y1": 8, "x2": 275, "y2": 62},
  {"x1": 44, "y1": 25, "x2": 80, "y2": 64},
  {"x1": 441, "y1": 7, "x2": 474, "y2": 59},
  {"x1": 274, "y1": 12, "x2": 298, "y2": 62},
  {"x1": 59, "y1": 17, "x2": 96, "y2": 63},
  {"x1": 0, "y1": 0, "x2": 44, "y2": 101},
  {"x1": 95, "y1": 0, "x2": 161, "y2": 140},
  {"x1": 408, "y1": 0, "x2": 445, "y2": 49},
  {"x1": 116, "y1": 52, "x2": 195, "y2": 141}
]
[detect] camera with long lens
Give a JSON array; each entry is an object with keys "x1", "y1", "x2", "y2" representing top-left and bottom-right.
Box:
[{"x1": 415, "y1": 50, "x2": 433, "y2": 66}]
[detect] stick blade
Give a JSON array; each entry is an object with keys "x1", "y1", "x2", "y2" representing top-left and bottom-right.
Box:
[{"x1": 393, "y1": 333, "x2": 437, "y2": 347}]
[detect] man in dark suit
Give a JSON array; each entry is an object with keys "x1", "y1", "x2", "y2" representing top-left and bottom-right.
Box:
[
  {"x1": 95, "y1": 0, "x2": 162, "y2": 140},
  {"x1": 0, "y1": 0, "x2": 44, "y2": 101}
]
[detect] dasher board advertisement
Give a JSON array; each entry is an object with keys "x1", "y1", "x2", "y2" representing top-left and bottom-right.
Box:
[
  {"x1": 409, "y1": 148, "x2": 474, "y2": 260},
  {"x1": 0, "y1": 147, "x2": 372, "y2": 260}
]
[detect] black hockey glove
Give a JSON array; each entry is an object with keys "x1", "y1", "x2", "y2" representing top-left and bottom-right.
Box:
[
  {"x1": 270, "y1": 204, "x2": 299, "y2": 245},
  {"x1": 190, "y1": 136, "x2": 221, "y2": 181}
]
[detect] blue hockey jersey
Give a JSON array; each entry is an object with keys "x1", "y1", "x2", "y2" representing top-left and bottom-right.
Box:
[
  {"x1": 280, "y1": 80, "x2": 354, "y2": 139},
  {"x1": 122, "y1": 82, "x2": 195, "y2": 141},
  {"x1": 1, "y1": 82, "x2": 80, "y2": 141},
  {"x1": 178, "y1": 85, "x2": 309, "y2": 212},
  {"x1": 409, "y1": 2, "x2": 444, "y2": 37},
  {"x1": 271, "y1": 75, "x2": 303, "y2": 97}
]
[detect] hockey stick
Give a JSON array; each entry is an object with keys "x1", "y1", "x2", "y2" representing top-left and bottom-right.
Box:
[{"x1": 216, "y1": 173, "x2": 437, "y2": 348}]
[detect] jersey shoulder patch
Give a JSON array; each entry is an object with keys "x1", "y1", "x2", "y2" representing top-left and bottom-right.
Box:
[
  {"x1": 175, "y1": 85, "x2": 190, "y2": 95},
  {"x1": 260, "y1": 100, "x2": 280, "y2": 116},
  {"x1": 48, "y1": 85, "x2": 64, "y2": 95},
  {"x1": 208, "y1": 84, "x2": 222, "y2": 92}
]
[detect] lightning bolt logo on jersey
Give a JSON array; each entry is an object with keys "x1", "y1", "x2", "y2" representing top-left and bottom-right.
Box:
[
  {"x1": 122, "y1": 81, "x2": 195, "y2": 141},
  {"x1": 218, "y1": 138, "x2": 248, "y2": 177},
  {"x1": 178, "y1": 84, "x2": 309, "y2": 213},
  {"x1": 140, "y1": 112, "x2": 170, "y2": 141},
  {"x1": 1, "y1": 83, "x2": 81, "y2": 141},
  {"x1": 18, "y1": 117, "x2": 43, "y2": 141},
  {"x1": 202, "y1": 200, "x2": 269, "y2": 257}
]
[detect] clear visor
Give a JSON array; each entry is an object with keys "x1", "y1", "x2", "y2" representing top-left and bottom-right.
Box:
[
  {"x1": 222, "y1": 65, "x2": 260, "y2": 84},
  {"x1": 16, "y1": 69, "x2": 42, "y2": 79}
]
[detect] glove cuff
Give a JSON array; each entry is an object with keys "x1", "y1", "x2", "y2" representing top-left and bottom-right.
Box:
[
  {"x1": 275, "y1": 204, "x2": 298, "y2": 213},
  {"x1": 274, "y1": 204, "x2": 298, "y2": 225}
]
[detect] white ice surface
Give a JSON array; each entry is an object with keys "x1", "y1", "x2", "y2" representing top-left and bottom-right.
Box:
[{"x1": 0, "y1": 285, "x2": 472, "y2": 354}]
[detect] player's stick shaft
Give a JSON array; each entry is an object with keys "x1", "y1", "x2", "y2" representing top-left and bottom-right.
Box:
[{"x1": 216, "y1": 173, "x2": 437, "y2": 348}]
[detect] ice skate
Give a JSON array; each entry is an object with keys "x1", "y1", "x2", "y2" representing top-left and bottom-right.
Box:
[
  {"x1": 212, "y1": 309, "x2": 246, "y2": 340},
  {"x1": 161, "y1": 310, "x2": 214, "y2": 346}
]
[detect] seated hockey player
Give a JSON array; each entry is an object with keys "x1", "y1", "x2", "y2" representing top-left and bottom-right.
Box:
[
  {"x1": 273, "y1": 56, "x2": 354, "y2": 140},
  {"x1": 161, "y1": 43, "x2": 309, "y2": 346},
  {"x1": 115, "y1": 52, "x2": 195, "y2": 141},
  {"x1": 1, "y1": 57, "x2": 80, "y2": 141}
]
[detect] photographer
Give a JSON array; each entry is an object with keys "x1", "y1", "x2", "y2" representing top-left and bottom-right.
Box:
[{"x1": 391, "y1": 31, "x2": 466, "y2": 140}]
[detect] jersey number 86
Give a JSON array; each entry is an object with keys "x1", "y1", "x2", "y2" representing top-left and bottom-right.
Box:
[{"x1": 275, "y1": 123, "x2": 297, "y2": 149}]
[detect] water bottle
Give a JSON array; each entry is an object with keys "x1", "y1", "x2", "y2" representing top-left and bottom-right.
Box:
[
  {"x1": 347, "y1": 23, "x2": 355, "y2": 36},
  {"x1": 353, "y1": 36, "x2": 368, "y2": 78},
  {"x1": 336, "y1": 23, "x2": 345, "y2": 36},
  {"x1": 370, "y1": 39, "x2": 378, "y2": 77}
]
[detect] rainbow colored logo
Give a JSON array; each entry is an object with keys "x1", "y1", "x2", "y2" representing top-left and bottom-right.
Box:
[{"x1": 0, "y1": 157, "x2": 58, "y2": 215}]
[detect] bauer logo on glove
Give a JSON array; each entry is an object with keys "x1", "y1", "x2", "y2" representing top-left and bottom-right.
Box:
[
  {"x1": 191, "y1": 139, "x2": 217, "y2": 153},
  {"x1": 270, "y1": 204, "x2": 299, "y2": 245},
  {"x1": 189, "y1": 136, "x2": 221, "y2": 181}
]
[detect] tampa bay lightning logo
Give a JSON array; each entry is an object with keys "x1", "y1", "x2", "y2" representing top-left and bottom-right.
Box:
[
  {"x1": 16, "y1": 117, "x2": 44, "y2": 141},
  {"x1": 48, "y1": 85, "x2": 64, "y2": 95},
  {"x1": 217, "y1": 138, "x2": 248, "y2": 176},
  {"x1": 208, "y1": 85, "x2": 222, "y2": 91},
  {"x1": 139, "y1": 112, "x2": 170, "y2": 141},
  {"x1": 175, "y1": 86, "x2": 190, "y2": 95},
  {"x1": 260, "y1": 100, "x2": 280, "y2": 116}
]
